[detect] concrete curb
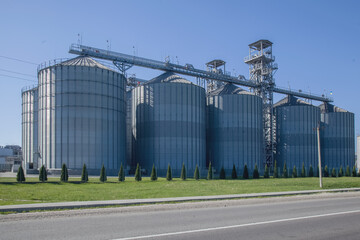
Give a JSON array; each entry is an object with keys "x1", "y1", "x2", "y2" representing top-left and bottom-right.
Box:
[{"x1": 2, "y1": 188, "x2": 360, "y2": 213}]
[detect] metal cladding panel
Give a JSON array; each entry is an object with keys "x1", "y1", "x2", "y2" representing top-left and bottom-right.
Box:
[
  {"x1": 321, "y1": 112, "x2": 355, "y2": 171},
  {"x1": 206, "y1": 94, "x2": 263, "y2": 176},
  {"x1": 275, "y1": 105, "x2": 320, "y2": 174},
  {"x1": 126, "y1": 91, "x2": 133, "y2": 169},
  {"x1": 132, "y1": 82, "x2": 206, "y2": 176},
  {"x1": 37, "y1": 63, "x2": 126, "y2": 174},
  {"x1": 21, "y1": 88, "x2": 38, "y2": 169}
]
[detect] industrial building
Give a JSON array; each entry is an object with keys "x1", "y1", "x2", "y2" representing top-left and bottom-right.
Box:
[{"x1": 21, "y1": 40, "x2": 355, "y2": 177}]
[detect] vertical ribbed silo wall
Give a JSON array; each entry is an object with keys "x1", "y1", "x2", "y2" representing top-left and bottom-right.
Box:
[
  {"x1": 126, "y1": 90, "x2": 134, "y2": 171},
  {"x1": 21, "y1": 87, "x2": 38, "y2": 170},
  {"x1": 132, "y1": 83, "x2": 206, "y2": 177},
  {"x1": 207, "y1": 94, "x2": 263, "y2": 176},
  {"x1": 275, "y1": 105, "x2": 320, "y2": 175},
  {"x1": 38, "y1": 62, "x2": 126, "y2": 175},
  {"x1": 321, "y1": 112, "x2": 355, "y2": 171}
]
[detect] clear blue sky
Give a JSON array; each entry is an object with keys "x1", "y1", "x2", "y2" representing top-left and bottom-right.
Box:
[{"x1": 0, "y1": 0, "x2": 359, "y2": 146}]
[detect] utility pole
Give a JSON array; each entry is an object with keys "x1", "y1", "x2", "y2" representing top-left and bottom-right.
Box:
[{"x1": 316, "y1": 122, "x2": 322, "y2": 188}]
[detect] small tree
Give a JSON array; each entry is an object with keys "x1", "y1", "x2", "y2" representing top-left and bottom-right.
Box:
[
  {"x1": 150, "y1": 164, "x2": 157, "y2": 181},
  {"x1": 16, "y1": 165, "x2": 25, "y2": 183},
  {"x1": 301, "y1": 162, "x2": 306, "y2": 177},
  {"x1": 253, "y1": 164, "x2": 259, "y2": 179},
  {"x1": 60, "y1": 163, "x2": 68, "y2": 182},
  {"x1": 352, "y1": 166, "x2": 357, "y2": 177},
  {"x1": 243, "y1": 164, "x2": 249, "y2": 179},
  {"x1": 118, "y1": 163, "x2": 125, "y2": 182},
  {"x1": 283, "y1": 163, "x2": 288, "y2": 178},
  {"x1": 292, "y1": 166, "x2": 297, "y2": 178},
  {"x1": 309, "y1": 165, "x2": 314, "y2": 177},
  {"x1": 231, "y1": 164, "x2": 237, "y2": 179},
  {"x1": 180, "y1": 163, "x2": 186, "y2": 180},
  {"x1": 39, "y1": 165, "x2": 47, "y2": 182},
  {"x1": 338, "y1": 166, "x2": 343, "y2": 177},
  {"x1": 135, "y1": 163, "x2": 142, "y2": 181},
  {"x1": 194, "y1": 164, "x2": 200, "y2": 180},
  {"x1": 345, "y1": 165, "x2": 350, "y2": 177},
  {"x1": 166, "y1": 164, "x2": 172, "y2": 181},
  {"x1": 81, "y1": 164, "x2": 88, "y2": 182},
  {"x1": 100, "y1": 164, "x2": 107, "y2": 182},
  {"x1": 264, "y1": 165, "x2": 269, "y2": 179},
  {"x1": 323, "y1": 165, "x2": 329, "y2": 177},
  {"x1": 219, "y1": 166, "x2": 226, "y2": 179},
  {"x1": 207, "y1": 162, "x2": 213, "y2": 180},
  {"x1": 331, "y1": 168, "x2": 337, "y2": 177},
  {"x1": 273, "y1": 160, "x2": 278, "y2": 178}
]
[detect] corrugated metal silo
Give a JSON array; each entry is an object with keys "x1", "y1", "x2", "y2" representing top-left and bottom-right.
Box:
[
  {"x1": 274, "y1": 95, "x2": 320, "y2": 174},
  {"x1": 37, "y1": 56, "x2": 126, "y2": 175},
  {"x1": 320, "y1": 103, "x2": 355, "y2": 171},
  {"x1": 21, "y1": 86, "x2": 38, "y2": 170},
  {"x1": 132, "y1": 72, "x2": 206, "y2": 176},
  {"x1": 207, "y1": 83, "x2": 263, "y2": 176},
  {"x1": 126, "y1": 90, "x2": 134, "y2": 171}
]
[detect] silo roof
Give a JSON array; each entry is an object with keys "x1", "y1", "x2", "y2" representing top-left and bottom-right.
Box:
[
  {"x1": 59, "y1": 56, "x2": 112, "y2": 70},
  {"x1": 145, "y1": 72, "x2": 192, "y2": 84},
  {"x1": 273, "y1": 95, "x2": 312, "y2": 108},
  {"x1": 208, "y1": 83, "x2": 255, "y2": 96},
  {"x1": 319, "y1": 103, "x2": 349, "y2": 113}
]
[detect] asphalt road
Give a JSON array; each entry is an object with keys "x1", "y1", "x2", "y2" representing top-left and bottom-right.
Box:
[{"x1": 1, "y1": 192, "x2": 360, "y2": 240}]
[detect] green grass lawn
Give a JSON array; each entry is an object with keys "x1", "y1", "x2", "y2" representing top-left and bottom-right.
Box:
[{"x1": 1, "y1": 176, "x2": 360, "y2": 206}]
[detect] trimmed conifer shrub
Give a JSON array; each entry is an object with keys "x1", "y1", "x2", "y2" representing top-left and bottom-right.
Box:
[
  {"x1": 309, "y1": 165, "x2": 314, "y2": 177},
  {"x1": 81, "y1": 164, "x2": 88, "y2": 182},
  {"x1": 60, "y1": 163, "x2": 68, "y2": 182},
  {"x1": 231, "y1": 164, "x2": 237, "y2": 179},
  {"x1": 135, "y1": 163, "x2": 142, "y2": 181},
  {"x1": 352, "y1": 166, "x2": 357, "y2": 177},
  {"x1": 273, "y1": 160, "x2": 278, "y2": 178},
  {"x1": 100, "y1": 164, "x2": 107, "y2": 182},
  {"x1": 331, "y1": 168, "x2": 337, "y2": 177},
  {"x1": 180, "y1": 163, "x2": 186, "y2": 180},
  {"x1": 219, "y1": 166, "x2": 226, "y2": 179},
  {"x1": 301, "y1": 162, "x2": 306, "y2": 177},
  {"x1": 166, "y1": 164, "x2": 172, "y2": 181},
  {"x1": 118, "y1": 163, "x2": 125, "y2": 182},
  {"x1": 39, "y1": 165, "x2": 47, "y2": 182},
  {"x1": 207, "y1": 162, "x2": 213, "y2": 180},
  {"x1": 264, "y1": 165, "x2": 269, "y2": 179},
  {"x1": 16, "y1": 165, "x2": 25, "y2": 183},
  {"x1": 253, "y1": 164, "x2": 259, "y2": 179},
  {"x1": 150, "y1": 164, "x2": 157, "y2": 181},
  {"x1": 345, "y1": 165, "x2": 350, "y2": 177},
  {"x1": 194, "y1": 165, "x2": 200, "y2": 180},
  {"x1": 243, "y1": 164, "x2": 249, "y2": 179},
  {"x1": 324, "y1": 165, "x2": 329, "y2": 177},
  {"x1": 338, "y1": 166, "x2": 343, "y2": 177},
  {"x1": 283, "y1": 163, "x2": 288, "y2": 178},
  {"x1": 292, "y1": 166, "x2": 297, "y2": 178}
]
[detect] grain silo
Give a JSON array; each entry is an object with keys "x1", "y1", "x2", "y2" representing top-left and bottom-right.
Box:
[
  {"x1": 132, "y1": 71, "x2": 206, "y2": 177},
  {"x1": 21, "y1": 86, "x2": 38, "y2": 171},
  {"x1": 274, "y1": 95, "x2": 320, "y2": 175},
  {"x1": 207, "y1": 83, "x2": 263, "y2": 176},
  {"x1": 126, "y1": 90, "x2": 134, "y2": 171},
  {"x1": 320, "y1": 103, "x2": 355, "y2": 172},
  {"x1": 37, "y1": 56, "x2": 126, "y2": 175}
]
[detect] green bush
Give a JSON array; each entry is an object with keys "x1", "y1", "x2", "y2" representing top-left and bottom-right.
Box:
[
  {"x1": 219, "y1": 166, "x2": 226, "y2": 179},
  {"x1": 301, "y1": 162, "x2": 306, "y2": 177},
  {"x1": 39, "y1": 165, "x2": 47, "y2": 182},
  {"x1": 135, "y1": 163, "x2": 142, "y2": 181},
  {"x1": 264, "y1": 165, "x2": 269, "y2": 179},
  {"x1": 283, "y1": 163, "x2": 288, "y2": 178},
  {"x1": 207, "y1": 162, "x2": 213, "y2": 180},
  {"x1": 180, "y1": 163, "x2": 186, "y2": 180},
  {"x1": 309, "y1": 165, "x2": 314, "y2": 177},
  {"x1": 60, "y1": 163, "x2": 68, "y2": 182},
  {"x1": 253, "y1": 164, "x2": 259, "y2": 179},
  {"x1": 331, "y1": 168, "x2": 337, "y2": 177},
  {"x1": 273, "y1": 161, "x2": 278, "y2": 178},
  {"x1": 323, "y1": 165, "x2": 329, "y2": 177},
  {"x1": 166, "y1": 164, "x2": 172, "y2": 181},
  {"x1": 16, "y1": 165, "x2": 25, "y2": 183},
  {"x1": 100, "y1": 164, "x2": 107, "y2": 182},
  {"x1": 345, "y1": 165, "x2": 350, "y2": 177},
  {"x1": 194, "y1": 165, "x2": 200, "y2": 180},
  {"x1": 292, "y1": 166, "x2": 297, "y2": 178},
  {"x1": 150, "y1": 164, "x2": 157, "y2": 181},
  {"x1": 338, "y1": 166, "x2": 343, "y2": 177},
  {"x1": 243, "y1": 164, "x2": 249, "y2": 179},
  {"x1": 352, "y1": 166, "x2": 357, "y2": 177},
  {"x1": 81, "y1": 164, "x2": 88, "y2": 182},
  {"x1": 231, "y1": 164, "x2": 237, "y2": 179},
  {"x1": 118, "y1": 163, "x2": 125, "y2": 182}
]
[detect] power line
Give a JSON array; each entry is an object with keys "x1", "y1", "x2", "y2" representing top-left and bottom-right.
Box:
[
  {"x1": 0, "y1": 74, "x2": 37, "y2": 83},
  {"x1": 0, "y1": 68, "x2": 36, "y2": 78},
  {"x1": 0, "y1": 55, "x2": 38, "y2": 65}
]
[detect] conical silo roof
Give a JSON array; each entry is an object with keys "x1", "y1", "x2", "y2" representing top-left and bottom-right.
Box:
[
  {"x1": 145, "y1": 71, "x2": 192, "y2": 84},
  {"x1": 59, "y1": 56, "x2": 112, "y2": 70},
  {"x1": 273, "y1": 95, "x2": 312, "y2": 108},
  {"x1": 208, "y1": 83, "x2": 255, "y2": 96},
  {"x1": 319, "y1": 102, "x2": 349, "y2": 113}
]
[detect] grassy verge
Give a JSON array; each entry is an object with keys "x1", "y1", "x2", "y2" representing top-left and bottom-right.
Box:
[{"x1": 1, "y1": 177, "x2": 360, "y2": 206}]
